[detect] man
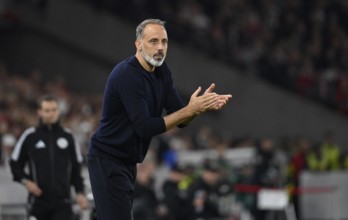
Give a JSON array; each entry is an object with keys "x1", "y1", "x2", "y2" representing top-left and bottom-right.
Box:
[
  {"x1": 162, "y1": 163, "x2": 193, "y2": 220},
  {"x1": 9, "y1": 95, "x2": 88, "y2": 220},
  {"x1": 88, "y1": 18, "x2": 232, "y2": 220},
  {"x1": 188, "y1": 161, "x2": 223, "y2": 219},
  {"x1": 132, "y1": 160, "x2": 160, "y2": 220}
]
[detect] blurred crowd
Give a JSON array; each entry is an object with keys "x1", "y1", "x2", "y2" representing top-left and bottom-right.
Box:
[
  {"x1": 5, "y1": 0, "x2": 347, "y2": 118},
  {"x1": 85, "y1": 0, "x2": 348, "y2": 118},
  {"x1": 0, "y1": 63, "x2": 102, "y2": 166},
  {"x1": 1, "y1": 64, "x2": 348, "y2": 220},
  {"x1": 2, "y1": 0, "x2": 348, "y2": 218}
]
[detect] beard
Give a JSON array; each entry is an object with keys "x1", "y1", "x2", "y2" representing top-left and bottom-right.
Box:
[{"x1": 141, "y1": 49, "x2": 166, "y2": 67}]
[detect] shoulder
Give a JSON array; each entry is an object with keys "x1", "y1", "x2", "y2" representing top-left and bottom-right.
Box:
[
  {"x1": 19, "y1": 127, "x2": 36, "y2": 139},
  {"x1": 111, "y1": 57, "x2": 140, "y2": 78},
  {"x1": 13, "y1": 127, "x2": 36, "y2": 149},
  {"x1": 108, "y1": 57, "x2": 143, "y2": 86},
  {"x1": 62, "y1": 127, "x2": 72, "y2": 134},
  {"x1": 61, "y1": 127, "x2": 75, "y2": 139}
]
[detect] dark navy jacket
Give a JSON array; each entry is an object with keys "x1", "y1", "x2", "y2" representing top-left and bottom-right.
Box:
[{"x1": 89, "y1": 56, "x2": 185, "y2": 163}]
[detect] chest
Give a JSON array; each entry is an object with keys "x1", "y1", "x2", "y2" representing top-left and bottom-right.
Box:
[
  {"x1": 28, "y1": 134, "x2": 71, "y2": 160},
  {"x1": 143, "y1": 75, "x2": 166, "y2": 113}
]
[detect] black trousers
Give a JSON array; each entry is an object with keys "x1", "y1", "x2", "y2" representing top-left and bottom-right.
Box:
[
  {"x1": 29, "y1": 198, "x2": 73, "y2": 220},
  {"x1": 88, "y1": 155, "x2": 137, "y2": 220}
]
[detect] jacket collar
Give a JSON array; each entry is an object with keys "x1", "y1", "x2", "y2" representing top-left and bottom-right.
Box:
[{"x1": 38, "y1": 119, "x2": 61, "y2": 131}]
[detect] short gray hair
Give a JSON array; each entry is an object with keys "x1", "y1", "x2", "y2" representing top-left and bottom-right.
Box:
[{"x1": 136, "y1": 19, "x2": 166, "y2": 39}]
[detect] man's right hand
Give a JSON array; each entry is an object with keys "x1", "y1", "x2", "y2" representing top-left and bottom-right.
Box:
[{"x1": 23, "y1": 179, "x2": 42, "y2": 196}]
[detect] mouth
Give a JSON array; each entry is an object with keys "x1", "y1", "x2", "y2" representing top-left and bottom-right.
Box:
[{"x1": 153, "y1": 53, "x2": 164, "y2": 61}]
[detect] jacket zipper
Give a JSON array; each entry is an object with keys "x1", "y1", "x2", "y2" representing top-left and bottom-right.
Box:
[{"x1": 48, "y1": 130, "x2": 55, "y2": 194}]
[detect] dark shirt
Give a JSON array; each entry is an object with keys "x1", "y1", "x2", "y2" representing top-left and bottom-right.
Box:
[
  {"x1": 188, "y1": 178, "x2": 221, "y2": 219},
  {"x1": 162, "y1": 180, "x2": 194, "y2": 220},
  {"x1": 89, "y1": 56, "x2": 185, "y2": 163},
  {"x1": 133, "y1": 180, "x2": 158, "y2": 220}
]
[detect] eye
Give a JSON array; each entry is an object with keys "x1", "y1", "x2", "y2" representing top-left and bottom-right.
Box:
[{"x1": 150, "y1": 39, "x2": 158, "y2": 45}]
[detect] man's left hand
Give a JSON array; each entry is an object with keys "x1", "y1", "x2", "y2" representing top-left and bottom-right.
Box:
[{"x1": 76, "y1": 193, "x2": 89, "y2": 209}]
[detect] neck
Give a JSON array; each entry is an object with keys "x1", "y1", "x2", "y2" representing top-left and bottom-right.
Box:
[{"x1": 39, "y1": 119, "x2": 58, "y2": 130}]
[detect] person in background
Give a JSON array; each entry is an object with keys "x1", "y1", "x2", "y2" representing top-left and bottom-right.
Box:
[
  {"x1": 133, "y1": 159, "x2": 166, "y2": 220},
  {"x1": 162, "y1": 163, "x2": 193, "y2": 220},
  {"x1": 9, "y1": 94, "x2": 88, "y2": 220},
  {"x1": 287, "y1": 137, "x2": 311, "y2": 219},
  {"x1": 342, "y1": 150, "x2": 348, "y2": 170},
  {"x1": 187, "y1": 160, "x2": 223, "y2": 219},
  {"x1": 251, "y1": 137, "x2": 280, "y2": 220},
  {"x1": 320, "y1": 131, "x2": 341, "y2": 170}
]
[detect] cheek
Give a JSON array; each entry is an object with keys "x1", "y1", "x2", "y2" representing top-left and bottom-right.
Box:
[{"x1": 52, "y1": 112, "x2": 60, "y2": 119}]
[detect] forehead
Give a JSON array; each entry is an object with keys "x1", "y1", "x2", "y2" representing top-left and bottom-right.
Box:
[
  {"x1": 40, "y1": 100, "x2": 58, "y2": 109},
  {"x1": 143, "y1": 24, "x2": 167, "y2": 39}
]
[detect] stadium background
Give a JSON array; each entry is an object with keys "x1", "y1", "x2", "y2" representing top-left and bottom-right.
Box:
[{"x1": 1, "y1": 0, "x2": 348, "y2": 219}]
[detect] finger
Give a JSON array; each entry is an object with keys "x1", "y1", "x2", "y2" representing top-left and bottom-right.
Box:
[
  {"x1": 207, "y1": 98, "x2": 228, "y2": 111},
  {"x1": 36, "y1": 188, "x2": 42, "y2": 196},
  {"x1": 35, "y1": 186, "x2": 42, "y2": 194},
  {"x1": 192, "y1": 86, "x2": 202, "y2": 97},
  {"x1": 218, "y1": 94, "x2": 232, "y2": 99},
  {"x1": 204, "y1": 83, "x2": 215, "y2": 94},
  {"x1": 202, "y1": 93, "x2": 219, "y2": 104},
  {"x1": 205, "y1": 96, "x2": 220, "y2": 108},
  {"x1": 217, "y1": 97, "x2": 229, "y2": 104},
  {"x1": 33, "y1": 189, "x2": 41, "y2": 196}
]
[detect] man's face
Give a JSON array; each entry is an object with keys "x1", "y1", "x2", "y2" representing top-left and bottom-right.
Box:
[
  {"x1": 38, "y1": 100, "x2": 60, "y2": 125},
  {"x1": 139, "y1": 24, "x2": 168, "y2": 67}
]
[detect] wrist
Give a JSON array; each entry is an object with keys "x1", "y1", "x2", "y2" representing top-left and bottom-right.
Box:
[
  {"x1": 185, "y1": 105, "x2": 199, "y2": 117},
  {"x1": 21, "y1": 178, "x2": 29, "y2": 185}
]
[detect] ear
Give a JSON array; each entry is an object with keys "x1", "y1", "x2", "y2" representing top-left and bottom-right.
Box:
[{"x1": 135, "y1": 40, "x2": 142, "y2": 51}]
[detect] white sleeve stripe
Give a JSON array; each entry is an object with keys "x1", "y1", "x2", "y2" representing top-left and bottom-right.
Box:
[
  {"x1": 74, "y1": 137, "x2": 83, "y2": 163},
  {"x1": 63, "y1": 128, "x2": 83, "y2": 163},
  {"x1": 11, "y1": 127, "x2": 36, "y2": 161}
]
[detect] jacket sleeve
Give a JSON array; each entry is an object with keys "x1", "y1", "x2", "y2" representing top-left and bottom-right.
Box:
[
  {"x1": 163, "y1": 70, "x2": 186, "y2": 128},
  {"x1": 163, "y1": 70, "x2": 185, "y2": 115},
  {"x1": 69, "y1": 133, "x2": 85, "y2": 194},
  {"x1": 9, "y1": 128, "x2": 35, "y2": 183}
]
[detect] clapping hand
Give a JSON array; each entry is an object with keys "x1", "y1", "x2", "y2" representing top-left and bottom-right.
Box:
[{"x1": 203, "y1": 83, "x2": 232, "y2": 111}]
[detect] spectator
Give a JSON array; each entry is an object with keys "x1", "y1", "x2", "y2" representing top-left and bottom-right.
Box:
[
  {"x1": 342, "y1": 151, "x2": 348, "y2": 170},
  {"x1": 162, "y1": 163, "x2": 192, "y2": 220},
  {"x1": 187, "y1": 160, "x2": 223, "y2": 219},
  {"x1": 87, "y1": 0, "x2": 348, "y2": 117},
  {"x1": 320, "y1": 131, "x2": 341, "y2": 170},
  {"x1": 133, "y1": 159, "x2": 167, "y2": 220},
  {"x1": 287, "y1": 137, "x2": 312, "y2": 219},
  {"x1": 251, "y1": 137, "x2": 280, "y2": 220},
  {"x1": 307, "y1": 142, "x2": 326, "y2": 171},
  {"x1": 235, "y1": 163, "x2": 255, "y2": 212}
]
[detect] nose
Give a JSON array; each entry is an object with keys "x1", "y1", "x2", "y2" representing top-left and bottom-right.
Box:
[
  {"x1": 157, "y1": 44, "x2": 163, "y2": 51},
  {"x1": 157, "y1": 42, "x2": 166, "y2": 51}
]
